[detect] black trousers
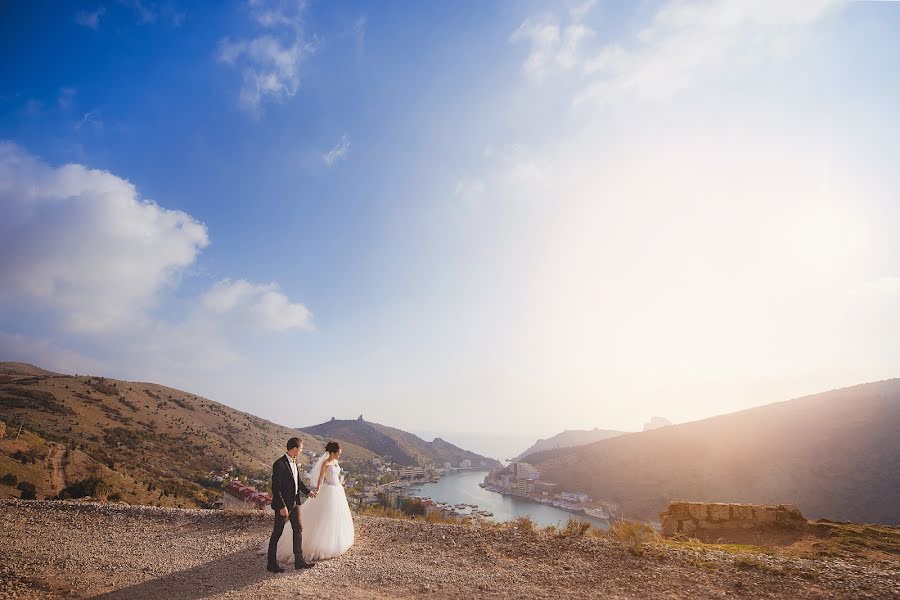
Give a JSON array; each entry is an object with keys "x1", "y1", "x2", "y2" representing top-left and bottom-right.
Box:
[{"x1": 267, "y1": 505, "x2": 302, "y2": 565}]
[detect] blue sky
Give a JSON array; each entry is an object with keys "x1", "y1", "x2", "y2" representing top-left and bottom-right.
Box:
[{"x1": 2, "y1": 1, "x2": 900, "y2": 456}]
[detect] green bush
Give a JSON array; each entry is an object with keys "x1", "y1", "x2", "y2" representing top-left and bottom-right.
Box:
[
  {"x1": 17, "y1": 481, "x2": 37, "y2": 500},
  {"x1": 400, "y1": 497, "x2": 426, "y2": 517},
  {"x1": 58, "y1": 476, "x2": 108, "y2": 499}
]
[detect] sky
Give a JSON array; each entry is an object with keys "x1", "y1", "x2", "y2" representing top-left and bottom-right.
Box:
[{"x1": 2, "y1": 1, "x2": 900, "y2": 457}]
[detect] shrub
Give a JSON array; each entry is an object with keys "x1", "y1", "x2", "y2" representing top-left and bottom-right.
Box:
[
  {"x1": 607, "y1": 519, "x2": 659, "y2": 555},
  {"x1": 513, "y1": 515, "x2": 536, "y2": 532},
  {"x1": 358, "y1": 504, "x2": 407, "y2": 520},
  {"x1": 560, "y1": 517, "x2": 592, "y2": 538},
  {"x1": 17, "y1": 481, "x2": 37, "y2": 500},
  {"x1": 58, "y1": 476, "x2": 109, "y2": 500},
  {"x1": 0, "y1": 473, "x2": 17, "y2": 486},
  {"x1": 423, "y1": 511, "x2": 457, "y2": 524},
  {"x1": 400, "y1": 497, "x2": 426, "y2": 517}
]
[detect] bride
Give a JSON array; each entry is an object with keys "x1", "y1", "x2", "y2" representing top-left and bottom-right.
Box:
[{"x1": 267, "y1": 441, "x2": 354, "y2": 564}]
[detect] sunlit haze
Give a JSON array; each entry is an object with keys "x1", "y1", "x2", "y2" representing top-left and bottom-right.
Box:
[{"x1": 2, "y1": 1, "x2": 899, "y2": 451}]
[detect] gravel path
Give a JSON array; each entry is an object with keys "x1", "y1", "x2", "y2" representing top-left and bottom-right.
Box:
[
  {"x1": 0, "y1": 500, "x2": 897, "y2": 599},
  {"x1": 46, "y1": 445, "x2": 66, "y2": 495}
]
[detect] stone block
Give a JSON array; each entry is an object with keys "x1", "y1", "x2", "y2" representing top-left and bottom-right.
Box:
[
  {"x1": 687, "y1": 503, "x2": 708, "y2": 520},
  {"x1": 775, "y1": 505, "x2": 806, "y2": 527},
  {"x1": 753, "y1": 507, "x2": 777, "y2": 524},
  {"x1": 708, "y1": 504, "x2": 730, "y2": 521},
  {"x1": 665, "y1": 502, "x2": 691, "y2": 518},
  {"x1": 731, "y1": 504, "x2": 753, "y2": 520},
  {"x1": 660, "y1": 517, "x2": 677, "y2": 537},
  {"x1": 681, "y1": 520, "x2": 697, "y2": 534}
]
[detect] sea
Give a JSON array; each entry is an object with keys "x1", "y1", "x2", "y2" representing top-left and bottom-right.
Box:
[{"x1": 406, "y1": 469, "x2": 609, "y2": 529}]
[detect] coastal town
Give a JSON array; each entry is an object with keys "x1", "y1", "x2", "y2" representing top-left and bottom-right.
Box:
[{"x1": 218, "y1": 454, "x2": 616, "y2": 524}]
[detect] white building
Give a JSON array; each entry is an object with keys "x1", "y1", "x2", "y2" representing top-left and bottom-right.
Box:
[
  {"x1": 561, "y1": 491, "x2": 591, "y2": 504},
  {"x1": 398, "y1": 466, "x2": 425, "y2": 479}
]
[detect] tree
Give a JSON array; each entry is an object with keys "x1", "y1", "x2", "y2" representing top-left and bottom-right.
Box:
[
  {"x1": 400, "y1": 498, "x2": 426, "y2": 517},
  {"x1": 17, "y1": 481, "x2": 37, "y2": 500},
  {"x1": 58, "y1": 477, "x2": 107, "y2": 500}
]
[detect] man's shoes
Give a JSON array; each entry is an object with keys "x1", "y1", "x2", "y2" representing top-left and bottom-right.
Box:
[
  {"x1": 295, "y1": 559, "x2": 316, "y2": 569},
  {"x1": 267, "y1": 564, "x2": 285, "y2": 573}
]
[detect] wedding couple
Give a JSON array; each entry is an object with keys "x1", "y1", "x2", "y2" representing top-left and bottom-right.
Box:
[{"x1": 263, "y1": 437, "x2": 355, "y2": 572}]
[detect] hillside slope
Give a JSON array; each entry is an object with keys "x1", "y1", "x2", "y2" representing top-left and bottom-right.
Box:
[
  {"x1": 527, "y1": 380, "x2": 900, "y2": 525},
  {"x1": 513, "y1": 428, "x2": 628, "y2": 461},
  {"x1": 0, "y1": 362, "x2": 376, "y2": 506},
  {"x1": 1, "y1": 500, "x2": 897, "y2": 599},
  {"x1": 300, "y1": 417, "x2": 501, "y2": 468}
]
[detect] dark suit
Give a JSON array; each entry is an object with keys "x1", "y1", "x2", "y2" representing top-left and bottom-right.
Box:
[{"x1": 267, "y1": 454, "x2": 313, "y2": 567}]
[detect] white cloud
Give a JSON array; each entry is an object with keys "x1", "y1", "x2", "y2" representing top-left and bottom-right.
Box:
[
  {"x1": 0, "y1": 143, "x2": 315, "y2": 392},
  {"x1": 569, "y1": 0, "x2": 597, "y2": 23},
  {"x1": 75, "y1": 110, "x2": 103, "y2": 131},
  {"x1": 574, "y1": 0, "x2": 840, "y2": 106},
  {"x1": 0, "y1": 331, "x2": 107, "y2": 375},
  {"x1": 219, "y1": 0, "x2": 315, "y2": 114},
  {"x1": 57, "y1": 87, "x2": 77, "y2": 109},
  {"x1": 0, "y1": 141, "x2": 209, "y2": 333},
  {"x1": 76, "y1": 7, "x2": 105, "y2": 30},
  {"x1": 202, "y1": 278, "x2": 313, "y2": 332},
  {"x1": 322, "y1": 135, "x2": 350, "y2": 166},
  {"x1": 119, "y1": 0, "x2": 157, "y2": 25},
  {"x1": 510, "y1": 15, "x2": 594, "y2": 83}
]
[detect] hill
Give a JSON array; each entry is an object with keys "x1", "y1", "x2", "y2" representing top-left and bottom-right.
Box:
[
  {"x1": 1, "y1": 500, "x2": 897, "y2": 599},
  {"x1": 526, "y1": 379, "x2": 900, "y2": 525},
  {"x1": 300, "y1": 416, "x2": 501, "y2": 468},
  {"x1": 0, "y1": 362, "x2": 376, "y2": 507},
  {"x1": 513, "y1": 428, "x2": 628, "y2": 461}
]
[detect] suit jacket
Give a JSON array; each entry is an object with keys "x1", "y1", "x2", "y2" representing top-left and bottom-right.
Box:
[{"x1": 271, "y1": 454, "x2": 312, "y2": 511}]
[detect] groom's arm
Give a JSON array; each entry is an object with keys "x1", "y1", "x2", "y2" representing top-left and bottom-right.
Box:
[
  {"x1": 272, "y1": 461, "x2": 286, "y2": 511},
  {"x1": 298, "y1": 478, "x2": 312, "y2": 497}
]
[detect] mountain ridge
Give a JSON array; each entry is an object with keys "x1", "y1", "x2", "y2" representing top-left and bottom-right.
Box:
[
  {"x1": 513, "y1": 427, "x2": 629, "y2": 461},
  {"x1": 525, "y1": 378, "x2": 900, "y2": 525},
  {"x1": 300, "y1": 417, "x2": 501, "y2": 468}
]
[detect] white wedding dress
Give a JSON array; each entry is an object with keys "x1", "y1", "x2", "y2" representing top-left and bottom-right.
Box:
[{"x1": 266, "y1": 461, "x2": 355, "y2": 563}]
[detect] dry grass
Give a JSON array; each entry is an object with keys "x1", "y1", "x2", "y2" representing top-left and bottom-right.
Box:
[
  {"x1": 513, "y1": 515, "x2": 536, "y2": 532},
  {"x1": 356, "y1": 504, "x2": 461, "y2": 525},
  {"x1": 606, "y1": 518, "x2": 660, "y2": 555},
  {"x1": 734, "y1": 555, "x2": 785, "y2": 575},
  {"x1": 559, "y1": 517, "x2": 592, "y2": 538}
]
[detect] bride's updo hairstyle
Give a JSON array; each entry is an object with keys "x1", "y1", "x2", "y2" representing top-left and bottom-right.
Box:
[{"x1": 325, "y1": 441, "x2": 341, "y2": 454}]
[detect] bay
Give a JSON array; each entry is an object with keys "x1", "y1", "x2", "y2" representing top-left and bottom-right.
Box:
[{"x1": 406, "y1": 469, "x2": 609, "y2": 529}]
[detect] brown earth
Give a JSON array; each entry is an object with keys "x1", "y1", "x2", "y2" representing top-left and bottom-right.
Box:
[
  {"x1": 1, "y1": 500, "x2": 898, "y2": 600},
  {"x1": 0, "y1": 362, "x2": 378, "y2": 507}
]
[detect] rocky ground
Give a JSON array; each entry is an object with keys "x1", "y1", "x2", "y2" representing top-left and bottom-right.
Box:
[{"x1": 0, "y1": 500, "x2": 897, "y2": 599}]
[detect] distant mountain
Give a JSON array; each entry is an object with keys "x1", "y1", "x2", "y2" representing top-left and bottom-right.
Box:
[
  {"x1": 513, "y1": 428, "x2": 628, "y2": 461},
  {"x1": 0, "y1": 362, "x2": 376, "y2": 506},
  {"x1": 642, "y1": 416, "x2": 671, "y2": 431},
  {"x1": 526, "y1": 380, "x2": 900, "y2": 525},
  {"x1": 300, "y1": 416, "x2": 501, "y2": 468}
]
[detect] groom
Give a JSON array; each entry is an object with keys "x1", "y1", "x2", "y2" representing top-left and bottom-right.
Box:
[{"x1": 267, "y1": 437, "x2": 317, "y2": 572}]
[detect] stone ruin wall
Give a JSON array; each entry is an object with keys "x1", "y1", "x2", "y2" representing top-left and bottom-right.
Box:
[{"x1": 660, "y1": 501, "x2": 807, "y2": 536}]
